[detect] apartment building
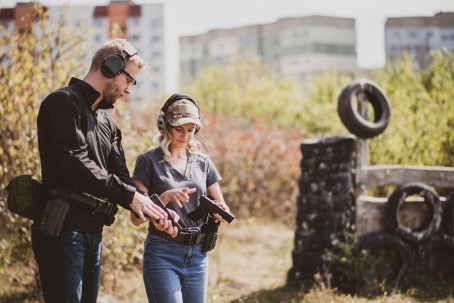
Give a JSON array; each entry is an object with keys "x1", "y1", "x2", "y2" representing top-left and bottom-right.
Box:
[
  {"x1": 0, "y1": 1, "x2": 178, "y2": 103},
  {"x1": 385, "y1": 12, "x2": 454, "y2": 69},
  {"x1": 180, "y1": 15, "x2": 357, "y2": 82}
]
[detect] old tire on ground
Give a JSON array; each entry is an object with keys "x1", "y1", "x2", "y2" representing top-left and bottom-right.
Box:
[
  {"x1": 297, "y1": 192, "x2": 355, "y2": 213},
  {"x1": 300, "y1": 135, "x2": 356, "y2": 160},
  {"x1": 387, "y1": 182, "x2": 442, "y2": 243},
  {"x1": 294, "y1": 230, "x2": 343, "y2": 252},
  {"x1": 298, "y1": 173, "x2": 353, "y2": 196},
  {"x1": 441, "y1": 192, "x2": 454, "y2": 238},
  {"x1": 356, "y1": 232, "x2": 413, "y2": 282},
  {"x1": 416, "y1": 234, "x2": 454, "y2": 279},
  {"x1": 337, "y1": 79, "x2": 391, "y2": 138},
  {"x1": 297, "y1": 211, "x2": 354, "y2": 233},
  {"x1": 300, "y1": 155, "x2": 355, "y2": 177},
  {"x1": 291, "y1": 249, "x2": 333, "y2": 272}
]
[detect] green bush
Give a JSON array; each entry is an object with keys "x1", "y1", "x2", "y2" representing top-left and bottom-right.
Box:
[
  {"x1": 1, "y1": 6, "x2": 454, "y2": 298},
  {"x1": 0, "y1": 5, "x2": 87, "y2": 273}
]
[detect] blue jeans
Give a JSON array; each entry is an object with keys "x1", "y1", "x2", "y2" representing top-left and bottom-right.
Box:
[
  {"x1": 143, "y1": 233, "x2": 208, "y2": 303},
  {"x1": 31, "y1": 226, "x2": 102, "y2": 303}
]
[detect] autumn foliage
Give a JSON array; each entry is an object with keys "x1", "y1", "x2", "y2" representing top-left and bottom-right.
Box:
[{"x1": 1, "y1": 7, "x2": 454, "y2": 300}]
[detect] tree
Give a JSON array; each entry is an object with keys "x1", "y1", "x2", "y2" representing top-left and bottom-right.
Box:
[{"x1": 0, "y1": 4, "x2": 88, "y2": 273}]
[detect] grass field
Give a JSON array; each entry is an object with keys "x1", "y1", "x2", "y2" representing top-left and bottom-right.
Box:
[
  {"x1": 98, "y1": 218, "x2": 296, "y2": 302},
  {"x1": 98, "y1": 219, "x2": 454, "y2": 303},
  {"x1": 2, "y1": 219, "x2": 454, "y2": 302}
]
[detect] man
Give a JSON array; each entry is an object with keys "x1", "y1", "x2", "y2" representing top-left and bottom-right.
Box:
[{"x1": 32, "y1": 38, "x2": 170, "y2": 303}]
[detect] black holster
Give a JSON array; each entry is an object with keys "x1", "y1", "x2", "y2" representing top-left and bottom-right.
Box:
[
  {"x1": 201, "y1": 215, "x2": 220, "y2": 252},
  {"x1": 40, "y1": 198, "x2": 71, "y2": 237}
]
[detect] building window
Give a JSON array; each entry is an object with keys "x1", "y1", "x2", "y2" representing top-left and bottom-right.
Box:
[
  {"x1": 151, "y1": 19, "x2": 161, "y2": 29},
  {"x1": 390, "y1": 46, "x2": 399, "y2": 53},
  {"x1": 93, "y1": 19, "x2": 103, "y2": 27},
  {"x1": 409, "y1": 31, "x2": 418, "y2": 39},
  {"x1": 131, "y1": 17, "x2": 140, "y2": 26}
]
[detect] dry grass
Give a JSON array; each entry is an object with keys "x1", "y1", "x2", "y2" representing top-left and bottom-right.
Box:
[
  {"x1": 99, "y1": 219, "x2": 454, "y2": 303},
  {"x1": 2, "y1": 219, "x2": 454, "y2": 302}
]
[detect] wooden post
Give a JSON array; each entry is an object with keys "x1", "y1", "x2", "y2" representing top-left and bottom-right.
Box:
[{"x1": 356, "y1": 90, "x2": 368, "y2": 196}]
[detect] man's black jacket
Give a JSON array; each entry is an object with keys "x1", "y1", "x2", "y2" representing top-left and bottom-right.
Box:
[{"x1": 37, "y1": 77, "x2": 135, "y2": 232}]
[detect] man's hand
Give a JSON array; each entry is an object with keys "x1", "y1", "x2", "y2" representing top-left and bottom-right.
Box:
[
  {"x1": 159, "y1": 187, "x2": 196, "y2": 208},
  {"x1": 151, "y1": 209, "x2": 180, "y2": 238},
  {"x1": 130, "y1": 191, "x2": 167, "y2": 221}
]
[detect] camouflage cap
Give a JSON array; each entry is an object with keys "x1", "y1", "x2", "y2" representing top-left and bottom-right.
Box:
[{"x1": 166, "y1": 99, "x2": 202, "y2": 128}]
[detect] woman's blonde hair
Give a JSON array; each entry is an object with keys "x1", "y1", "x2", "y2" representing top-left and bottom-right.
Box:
[{"x1": 153, "y1": 124, "x2": 204, "y2": 162}]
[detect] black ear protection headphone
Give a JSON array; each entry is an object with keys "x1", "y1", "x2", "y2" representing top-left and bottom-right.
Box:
[
  {"x1": 101, "y1": 49, "x2": 137, "y2": 79},
  {"x1": 157, "y1": 93, "x2": 201, "y2": 135}
]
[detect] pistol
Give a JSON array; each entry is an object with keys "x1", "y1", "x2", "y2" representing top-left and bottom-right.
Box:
[
  {"x1": 187, "y1": 196, "x2": 235, "y2": 223},
  {"x1": 150, "y1": 194, "x2": 182, "y2": 230}
]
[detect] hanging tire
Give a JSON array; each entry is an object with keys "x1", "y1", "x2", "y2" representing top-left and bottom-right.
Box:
[
  {"x1": 337, "y1": 79, "x2": 391, "y2": 138},
  {"x1": 387, "y1": 182, "x2": 442, "y2": 243},
  {"x1": 356, "y1": 232, "x2": 413, "y2": 282},
  {"x1": 416, "y1": 234, "x2": 454, "y2": 279}
]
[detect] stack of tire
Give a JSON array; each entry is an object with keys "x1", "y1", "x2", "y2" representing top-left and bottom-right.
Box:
[
  {"x1": 287, "y1": 135, "x2": 356, "y2": 285},
  {"x1": 333, "y1": 79, "x2": 454, "y2": 281},
  {"x1": 357, "y1": 184, "x2": 454, "y2": 282}
]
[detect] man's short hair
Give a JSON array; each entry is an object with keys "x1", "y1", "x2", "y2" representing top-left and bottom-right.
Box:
[{"x1": 90, "y1": 38, "x2": 146, "y2": 72}]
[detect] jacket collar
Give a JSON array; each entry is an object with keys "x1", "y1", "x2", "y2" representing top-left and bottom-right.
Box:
[{"x1": 68, "y1": 77, "x2": 114, "y2": 110}]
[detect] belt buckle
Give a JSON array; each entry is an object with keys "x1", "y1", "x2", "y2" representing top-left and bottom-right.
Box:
[{"x1": 183, "y1": 228, "x2": 200, "y2": 245}]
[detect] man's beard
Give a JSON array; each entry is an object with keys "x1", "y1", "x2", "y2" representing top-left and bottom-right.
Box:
[{"x1": 103, "y1": 82, "x2": 120, "y2": 104}]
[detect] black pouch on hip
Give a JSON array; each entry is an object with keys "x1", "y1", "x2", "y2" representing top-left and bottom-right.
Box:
[
  {"x1": 202, "y1": 215, "x2": 220, "y2": 252},
  {"x1": 5, "y1": 174, "x2": 42, "y2": 220},
  {"x1": 40, "y1": 199, "x2": 71, "y2": 237}
]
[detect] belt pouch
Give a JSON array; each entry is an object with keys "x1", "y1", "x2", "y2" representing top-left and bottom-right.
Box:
[
  {"x1": 40, "y1": 199, "x2": 71, "y2": 237},
  {"x1": 202, "y1": 216, "x2": 220, "y2": 252}
]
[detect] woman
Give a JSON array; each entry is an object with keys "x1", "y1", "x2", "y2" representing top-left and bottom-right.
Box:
[{"x1": 131, "y1": 93, "x2": 230, "y2": 303}]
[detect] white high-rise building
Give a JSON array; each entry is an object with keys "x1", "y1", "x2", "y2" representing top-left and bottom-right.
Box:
[
  {"x1": 180, "y1": 15, "x2": 357, "y2": 82},
  {"x1": 0, "y1": 1, "x2": 178, "y2": 103},
  {"x1": 385, "y1": 12, "x2": 454, "y2": 69}
]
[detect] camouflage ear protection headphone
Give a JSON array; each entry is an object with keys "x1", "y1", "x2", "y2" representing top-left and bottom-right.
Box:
[{"x1": 157, "y1": 93, "x2": 201, "y2": 135}]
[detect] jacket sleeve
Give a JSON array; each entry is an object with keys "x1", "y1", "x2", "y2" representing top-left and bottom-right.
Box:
[
  {"x1": 106, "y1": 120, "x2": 136, "y2": 211},
  {"x1": 40, "y1": 91, "x2": 135, "y2": 209}
]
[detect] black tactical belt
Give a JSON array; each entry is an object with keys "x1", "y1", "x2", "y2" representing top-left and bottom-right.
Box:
[
  {"x1": 47, "y1": 189, "x2": 118, "y2": 218},
  {"x1": 151, "y1": 228, "x2": 207, "y2": 245}
]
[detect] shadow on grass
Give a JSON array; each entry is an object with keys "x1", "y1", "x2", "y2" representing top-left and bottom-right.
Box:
[
  {"x1": 0, "y1": 287, "x2": 41, "y2": 303},
  {"x1": 229, "y1": 277, "x2": 454, "y2": 303},
  {"x1": 230, "y1": 285, "x2": 303, "y2": 303}
]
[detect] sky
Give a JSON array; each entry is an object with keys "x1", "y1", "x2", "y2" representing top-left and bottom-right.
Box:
[{"x1": 2, "y1": 0, "x2": 454, "y2": 68}]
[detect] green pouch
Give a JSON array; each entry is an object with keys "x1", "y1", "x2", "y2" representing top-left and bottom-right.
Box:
[{"x1": 5, "y1": 174, "x2": 42, "y2": 220}]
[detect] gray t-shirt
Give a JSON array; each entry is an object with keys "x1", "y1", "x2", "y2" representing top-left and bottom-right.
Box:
[{"x1": 132, "y1": 147, "x2": 222, "y2": 228}]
